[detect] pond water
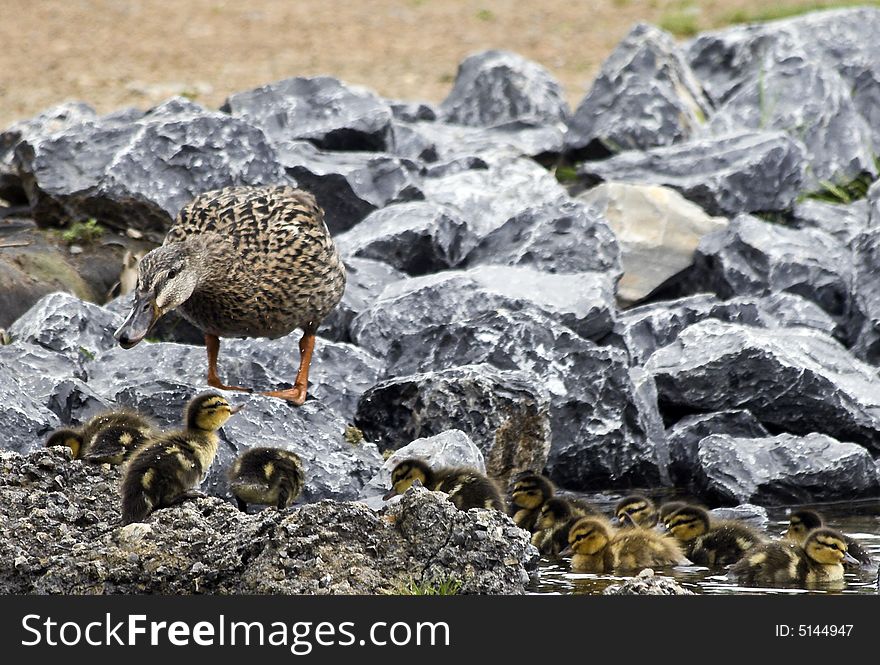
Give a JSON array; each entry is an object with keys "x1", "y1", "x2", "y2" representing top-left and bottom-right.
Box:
[{"x1": 527, "y1": 494, "x2": 880, "y2": 595}]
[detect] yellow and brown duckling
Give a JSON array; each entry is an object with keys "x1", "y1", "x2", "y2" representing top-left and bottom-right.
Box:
[
  {"x1": 665, "y1": 505, "x2": 764, "y2": 567},
  {"x1": 120, "y1": 392, "x2": 243, "y2": 524},
  {"x1": 561, "y1": 517, "x2": 688, "y2": 573},
  {"x1": 658, "y1": 500, "x2": 688, "y2": 523},
  {"x1": 507, "y1": 470, "x2": 555, "y2": 531},
  {"x1": 784, "y1": 509, "x2": 872, "y2": 568},
  {"x1": 228, "y1": 447, "x2": 305, "y2": 512},
  {"x1": 730, "y1": 527, "x2": 858, "y2": 587},
  {"x1": 614, "y1": 494, "x2": 659, "y2": 529},
  {"x1": 114, "y1": 185, "x2": 346, "y2": 406},
  {"x1": 383, "y1": 458, "x2": 504, "y2": 511},
  {"x1": 46, "y1": 409, "x2": 154, "y2": 464},
  {"x1": 531, "y1": 497, "x2": 599, "y2": 555}
]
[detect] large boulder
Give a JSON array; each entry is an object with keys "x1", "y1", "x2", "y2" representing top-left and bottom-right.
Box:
[
  {"x1": 578, "y1": 131, "x2": 807, "y2": 216},
  {"x1": 355, "y1": 363, "x2": 551, "y2": 480},
  {"x1": 578, "y1": 182, "x2": 726, "y2": 303},
  {"x1": 221, "y1": 76, "x2": 394, "y2": 151},
  {"x1": 566, "y1": 23, "x2": 711, "y2": 157},
  {"x1": 0, "y1": 365, "x2": 59, "y2": 453},
  {"x1": 848, "y1": 223, "x2": 880, "y2": 363},
  {"x1": 463, "y1": 198, "x2": 621, "y2": 277},
  {"x1": 0, "y1": 448, "x2": 533, "y2": 594},
  {"x1": 645, "y1": 319, "x2": 880, "y2": 455},
  {"x1": 791, "y1": 198, "x2": 869, "y2": 245},
  {"x1": 440, "y1": 50, "x2": 569, "y2": 129},
  {"x1": 695, "y1": 433, "x2": 880, "y2": 505},
  {"x1": 15, "y1": 98, "x2": 288, "y2": 234}
]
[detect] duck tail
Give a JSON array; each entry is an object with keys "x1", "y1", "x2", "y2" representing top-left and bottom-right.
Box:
[{"x1": 120, "y1": 471, "x2": 153, "y2": 525}]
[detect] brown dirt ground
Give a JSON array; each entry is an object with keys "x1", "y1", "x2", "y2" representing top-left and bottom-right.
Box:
[{"x1": 0, "y1": 0, "x2": 865, "y2": 128}]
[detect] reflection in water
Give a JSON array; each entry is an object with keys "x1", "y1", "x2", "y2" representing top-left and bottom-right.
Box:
[{"x1": 527, "y1": 497, "x2": 880, "y2": 595}]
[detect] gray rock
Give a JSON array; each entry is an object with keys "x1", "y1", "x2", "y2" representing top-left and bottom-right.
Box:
[
  {"x1": 709, "y1": 503, "x2": 769, "y2": 530},
  {"x1": 0, "y1": 365, "x2": 59, "y2": 453},
  {"x1": 351, "y1": 265, "x2": 616, "y2": 357},
  {"x1": 463, "y1": 198, "x2": 621, "y2": 277},
  {"x1": 222, "y1": 76, "x2": 394, "y2": 151},
  {"x1": 276, "y1": 140, "x2": 423, "y2": 233},
  {"x1": 440, "y1": 50, "x2": 569, "y2": 129},
  {"x1": 791, "y1": 199, "x2": 869, "y2": 245},
  {"x1": 689, "y1": 214, "x2": 852, "y2": 327},
  {"x1": 603, "y1": 568, "x2": 694, "y2": 595},
  {"x1": 387, "y1": 99, "x2": 438, "y2": 123},
  {"x1": 319, "y1": 257, "x2": 407, "y2": 343},
  {"x1": 360, "y1": 430, "x2": 486, "y2": 507},
  {"x1": 611, "y1": 292, "x2": 838, "y2": 365},
  {"x1": 696, "y1": 432, "x2": 880, "y2": 505},
  {"x1": 15, "y1": 98, "x2": 288, "y2": 234},
  {"x1": 0, "y1": 342, "x2": 86, "y2": 405},
  {"x1": 645, "y1": 319, "x2": 880, "y2": 455},
  {"x1": 578, "y1": 131, "x2": 807, "y2": 216},
  {"x1": 566, "y1": 23, "x2": 711, "y2": 156},
  {"x1": 0, "y1": 101, "x2": 97, "y2": 205},
  {"x1": 355, "y1": 363, "x2": 551, "y2": 480},
  {"x1": 0, "y1": 448, "x2": 532, "y2": 594},
  {"x1": 848, "y1": 223, "x2": 880, "y2": 363},
  {"x1": 666, "y1": 409, "x2": 769, "y2": 487},
  {"x1": 335, "y1": 201, "x2": 472, "y2": 274},
  {"x1": 703, "y1": 53, "x2": 876, "y2": 189},
  {"x1": 44, "y1": 378, "x2": 114, "y2": 429},
  {"x1": 9, "y1": 291, "x2": 121, "y2": 361}
]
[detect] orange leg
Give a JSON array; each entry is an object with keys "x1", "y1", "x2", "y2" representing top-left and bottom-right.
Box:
[
  {"x1": 205, "y1": 334, "x2": 252, "y2": 392},
  {"x1": 262, "y1": 331, "x2": 315, "y2": 406}
]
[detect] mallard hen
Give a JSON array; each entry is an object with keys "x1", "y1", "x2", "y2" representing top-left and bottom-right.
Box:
[{"x1": 114, "y1": 185, "x2": 346, "y2": 405}]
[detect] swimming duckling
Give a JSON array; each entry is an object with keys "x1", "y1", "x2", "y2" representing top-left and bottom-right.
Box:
[
  {"x1": 731, "y1": 527, "x2": 858, "y2": 586},
  {"x1": 46, "y1": 409, "x2": 154, "y2": 464},
  {"x1": 507, "y1": 470, "x2": 555, "y2": 531},
  {"x1": 784, "y1": 509, "x2": 872, "y2": 568},
  {"x1": 614, "y1": 494, "x2": 659, "y2": 528},
  {"x1": 531, "y1": 498, "x2": 598, "y2": 555},
  {"x1": 382, "y1": 458, "x2": 504, "y2": 511},
  {"x1": 561, "y1": 517, "x2": 688, "y2": 573},
  {"x1": 665, "y1": 505, "x2": 763, "y2": 566},
  {"x1": 229, "y1": 447, "x2": 305, "y2": 512},
  {"x1": 120, "y1": 392, "x2": 242, "y2": 524},
  {"x1": 658, "y1": 500, "x2": 688, "y2": 523}
]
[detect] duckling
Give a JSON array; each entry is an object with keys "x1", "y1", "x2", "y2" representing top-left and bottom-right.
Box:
[
  {"x1": 665, "y1": 505, "x2": 764, "y2": 566},
  {"x1": 45, "y1": 409, "x2": 154, "y2": 464},
  {"x1": 731, "y1": 528, "x2": 858, "y2": 586},
  {"x1": 784, "y1": 509, "x2": 873, "y2": 568},
  {"x1": 614, "y1": 494, "x2": 659, "y2": 529},
  {"x1": 658, "y1": 500, "x2": 688, "y2": 523},
  {"x1": 382, "y1": 458, "x2": 504, "y2": 511},
  {"x1": 507, "y1": 470, "x2": 555, "y2": 531},
  {"x1": 120, "y1": 392, "x2": 242, "y2": 524},
  {"x1": 531, "y1": 498, "x2": 598, "y2": 555},
  {"x1": 114, "y1": 185, "x2": 346, "y2": 406},
  {"x1": 228, "y1": 447, "x2": 305, "y2": 512},
  {"x1": 561, "y1": 517, "x2": 687, "y2": 573}
]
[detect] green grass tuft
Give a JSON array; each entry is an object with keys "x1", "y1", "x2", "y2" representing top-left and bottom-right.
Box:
[
  {"x1": 390, "y1": 577, "x2": 463, "y2": 595},
  {"x1": 61, "y1": 219, "x2": 104, "y2": 245},
  {"x1": 659, "y1": 9, "x2": 700, "y2": 37},
  {"x1": 721, "y1": 1, "x2": 880, "y2": 26},
  {"x1": 475, "y1": 8, "x2": 494, "y2": 21},
  {"x1": 805, "y1": 171, "x2": 875, "y2": 205},
  {"x1": 553, "y1": 164, "x2": 580, "y2": 184}
]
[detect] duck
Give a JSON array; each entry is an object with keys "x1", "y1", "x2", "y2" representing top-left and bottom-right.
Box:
[
  {"x1": 658, "y1": 500, "x2": 688, "y2": 523},
  {"x1": 113, "y1": 185, "x2": 346, "y2": 406},
  {"x1": 531, "y1": 497, "x2": 598, "y2": 555},
  {"x1": 561, "y1": 517, "x2": 688, "y2": 573},
  {"x1": 228, "y1": 447, "x2": 305, "y2": 512},
  {"x1": 506, "y1": 470, "x2": 555, "y2": 531},
  {"x1": 382, "y1": 458, "x2": 504, "y2": 511},
  {"x1": 120, "y1": 392, "x2": 242, "y2": 524},
  {"x1": 665, "y1": 505, "x2": 763, "y2": 566},
  {"x1": 784, "y1": 509, "x2": 873, "y2": 568},
  {"x1": 614, "y1": 494, "x2": 659, "y2": 528},
  {"x1": 731, "y1": 528, "x2": 858, "y2": 586},
  {"x1": 46, "y1": 409, "x2": 155, "y2": 464}
]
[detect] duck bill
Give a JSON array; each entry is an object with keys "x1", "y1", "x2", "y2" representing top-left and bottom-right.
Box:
[
  {"x1": 560, "y1": 546, "x2": 573, "y2": 557},
  {"x1": 114, "y1": 292, "x2": 160, "y2": 349},
  {"x1": 382, "y1": 488, "x2": 398, "y2": 501},
  {"x1": 843, "y1": 551, "x2": 860, "y2": 565},
  {"x1": 229, "y1": 403, "x2": 246, "y2": 414}
]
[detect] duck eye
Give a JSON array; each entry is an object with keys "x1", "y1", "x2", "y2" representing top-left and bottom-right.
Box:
[{"x1": 167, "y1": 269, "x2": 179, "y2": 280}]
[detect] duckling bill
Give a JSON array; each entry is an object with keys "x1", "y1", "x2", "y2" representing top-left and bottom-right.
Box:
[
  {"x1": 114, "y1": 185, "x2": 346, "y2": 406},
  {"x1": 120, "y1": 392, "x2": 242, "y2": 524},
  {"x1": 229, "y1": 447, "x2": 305, "y2": 512},
  {"x1": 383, "y1": 458, "x2": 503, "y2": 511}
]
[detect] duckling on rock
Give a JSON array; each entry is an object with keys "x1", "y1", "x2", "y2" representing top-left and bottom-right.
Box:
[
  {"x1": 507, "y1": 470, "x2": 555, "y2": 531},
  {"x1": 561, "y1": 517, "x2": 688, "y2": 573},
  {"x1": 531, "y1": 497, "x2": 598, "y2": 556},
  {"x1": 730, "y1": 527, "x2": 858, "y2": 587},
  {"x1": 784, "y1": 509, "x2": 873, "y2": 568},
  {"x1": 229, "y1": 447, "x2": 305, "y2": 512},
  {"x1": 114, "y1": 185, "x2": 346, "y2": 406},
  {"x1": 614, "y1": 494, "x2": 659, "y2": 528},
  {"x1": 665, "y1": 505, "x2": 764, "y2": 566},
  {"x1": 46, "y1": 409, "x2": 154, "y2": 464},
  {"x1": 383, "y1": 458, "x2": 504, "y2": 511},
  {"x1": 120, "y1": 392, "x2": 243, "y2": 524}
]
